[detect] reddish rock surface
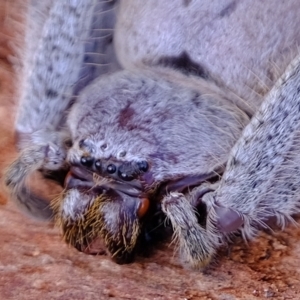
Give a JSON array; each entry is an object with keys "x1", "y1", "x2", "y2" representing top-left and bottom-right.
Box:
[{"x1": 1, "y1": 1, "x2": 300, "y2": 299}]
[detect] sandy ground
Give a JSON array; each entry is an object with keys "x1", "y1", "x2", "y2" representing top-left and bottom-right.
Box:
[{"x1": 0, "y1": 1, "x2": 300, "y2": 299}]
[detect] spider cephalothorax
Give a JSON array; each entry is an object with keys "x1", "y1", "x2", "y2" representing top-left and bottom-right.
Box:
[{"x1": 49, "y1": 69, "x2": 249, "y2": 266}]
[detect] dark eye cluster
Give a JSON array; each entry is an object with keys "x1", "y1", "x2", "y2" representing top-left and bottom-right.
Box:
[{"x1": 80, "y1": 156, "x2": 149, "y2": 181}]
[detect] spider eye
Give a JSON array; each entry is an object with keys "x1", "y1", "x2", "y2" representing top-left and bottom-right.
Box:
[
  {"x1": 137, "y1": 160, "x2": 149, "y2": 172},
  {"x1": 107, "y1": 164, "x2": 116, "y2": 174},
  {"x1": 118, "y1": 170, "x2": 134, "y2": 181},
  {"x1": 79, "y1": 139, "x2": 85, "y2": 149},
  {"x1": 95, "y1": 160, "x2": 101, "y2": 170},
  {"x1": 101, "y1": 143, "x2": 108, "y2": 150},
  {"x1": 80, "y1": 156, "x2": 94, "y2": 168}
]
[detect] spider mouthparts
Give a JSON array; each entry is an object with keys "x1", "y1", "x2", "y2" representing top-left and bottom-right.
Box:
[
  {"x1": 109, "y1": 181, "x2": 144, "y2": 198},
  {"x1": 81, "y1": 237, "x2": 107, "y2": 255},
  {"x1": 64, "y1": 166, "x2": 94, "y2": 190}
]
